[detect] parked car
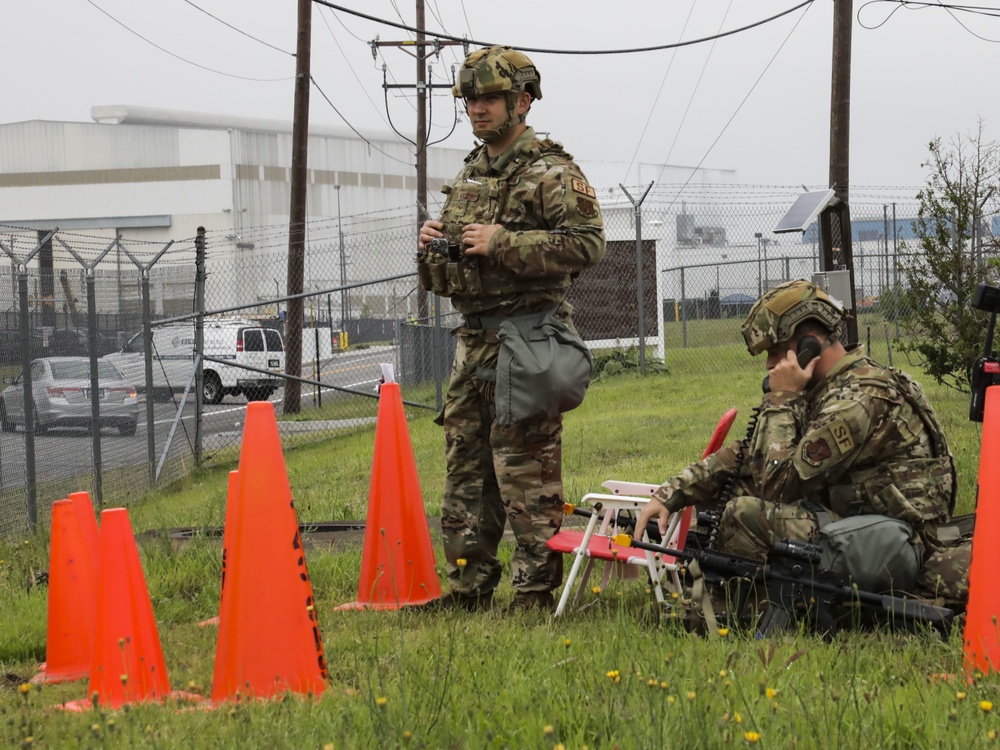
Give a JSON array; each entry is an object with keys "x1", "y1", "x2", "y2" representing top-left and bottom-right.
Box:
[
  {"x1": 103, "y1": 318, "x2": 285, "y2": 404},
  {"x1": 0, "y1": 357, "x2": 139, "y2": 436}
]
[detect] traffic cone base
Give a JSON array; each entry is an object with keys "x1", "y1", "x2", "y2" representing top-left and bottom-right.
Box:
[
  {"x1": 59, "y1": 690, "x2": 203, "y2": 713},
  {"x1": 338, "y1": 380, "x2": 442, "y2": 610},
  {"x1": 32, "y1": 499, "x2": 98, "y2": 684},
  {"x1": 211, "y1": 402, "x2": 327, "y2": 702}
]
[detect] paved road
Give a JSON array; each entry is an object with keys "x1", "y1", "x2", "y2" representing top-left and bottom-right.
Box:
[{"x1": 0, "y1": 346, "x2": 396, "y2": 492}]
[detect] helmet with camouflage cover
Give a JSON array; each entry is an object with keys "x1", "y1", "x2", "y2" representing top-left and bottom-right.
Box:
[
  {"x1": 741, "y1": 279, "x2": 847, "y2": 356},
  {"x1": 453, "y1": 46, "x2": 541, "y2": 143}
]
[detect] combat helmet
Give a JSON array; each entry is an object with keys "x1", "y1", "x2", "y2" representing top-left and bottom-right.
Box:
[
  {"x1": 741, "y1": 279, "x2": 847, "y2": 356},
  {"x1": 453, "y1": 46, "x2": 541, "y2": 142}
]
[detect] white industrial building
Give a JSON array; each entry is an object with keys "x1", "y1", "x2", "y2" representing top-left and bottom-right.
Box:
[
  {"x1": 0, "y1": 105, "x2": 471, "y2": 315},
  {"x1": 0, "y1": 106, "x2": 744, "y2": 342}
]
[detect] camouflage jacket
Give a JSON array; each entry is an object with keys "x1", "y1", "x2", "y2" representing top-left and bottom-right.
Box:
[
  {"x1": 417, "y1": 127, "x2": 606, "y2": 316},
  {"x1": 655, "y1": 350, "x2": 957, "y2": 551}
]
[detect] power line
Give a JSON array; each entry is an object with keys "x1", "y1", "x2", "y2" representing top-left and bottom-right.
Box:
[
  {"x1": 309, "y1": 75, "x2": 416, "y2": 164},
  {"x1": 316, "y1": 6, "x2": 399, "y2": 131},
  {"x1": 653, "y1": 0, "x2": 735, "y2": 188},
  {"x1": 179, "y1": 0, "x2": 295, "y2": 57},
  {"x1": 84, "y1": 0, "x2": 294, "y2": 82},
  {"x1": 660, "y1": 0, "x2": 815, "y2": 214},
  {"x1": 311, "y1": 0, "x2": 815, "y2": 54},
  {"x1": 623, "y1": 0, "x2": 698, "y2": 182}
]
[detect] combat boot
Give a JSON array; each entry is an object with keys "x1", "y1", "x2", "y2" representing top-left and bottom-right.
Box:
[
  {"x1": 420, "y1": 590, "x2": 494, "y2": 612},
  {"x1": 503, "y1": 590, "x2": 555, "y2": 616}
]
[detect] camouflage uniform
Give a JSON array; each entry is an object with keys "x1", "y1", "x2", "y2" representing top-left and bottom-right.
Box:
[
  {"x1": 417, "y1": 50, "x2": 605, "y2": 598},
  {"x1": 655, "y1": 280, "x2": 963, "y2": 602}
]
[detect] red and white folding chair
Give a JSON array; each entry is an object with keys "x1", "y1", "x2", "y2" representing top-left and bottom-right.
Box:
[{"x1": 548, "y1": 408, "x2": 738, "y2": 617}]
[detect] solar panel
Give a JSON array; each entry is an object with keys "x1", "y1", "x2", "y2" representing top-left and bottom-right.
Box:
[{"x1": 773, "y1": 189, "x2": 838, "y2": 233}]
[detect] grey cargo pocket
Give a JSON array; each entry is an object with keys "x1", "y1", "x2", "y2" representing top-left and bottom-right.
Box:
[
  {"x1": 494, "y1": 312, "x2": 593, "y2": 426},
  {"x1": 818, "y1": 514, "x2": 920, "y2": 594}
]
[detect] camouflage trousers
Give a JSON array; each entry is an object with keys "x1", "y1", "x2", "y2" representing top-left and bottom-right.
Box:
[
  {"x1": 715, "y1": 496, "x2": 970, "y2": 605},
  {"x1": 714, "y1": 496, "x2": 820, "y2": 561},
  {"x1": 916, "y1": 542, "x2": 970, "y2": 603},
  {"x1": 440, "y1": 327, "x2": 564, "y2": 596}
]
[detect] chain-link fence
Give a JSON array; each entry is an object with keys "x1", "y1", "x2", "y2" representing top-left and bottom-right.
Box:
[{"x1": 1, "y1": 185, "x2": 995, "y2": 537}]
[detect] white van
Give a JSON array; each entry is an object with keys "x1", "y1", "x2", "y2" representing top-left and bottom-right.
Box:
[{"x1": 105, "y1": 318, "x2": 285, "y2": 404}]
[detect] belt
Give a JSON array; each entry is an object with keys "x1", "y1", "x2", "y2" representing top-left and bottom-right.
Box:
[
  {"x1": 462, "y1": 314, "x2": 507, "y2": 330},
  {"x1": 463, "y1": 308, "x2": 557, "y2": 330}
]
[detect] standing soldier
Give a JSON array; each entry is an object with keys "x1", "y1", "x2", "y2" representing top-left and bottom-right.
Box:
[{"x1": 418, "y1": 46, "x2": 606, "y2": 613}]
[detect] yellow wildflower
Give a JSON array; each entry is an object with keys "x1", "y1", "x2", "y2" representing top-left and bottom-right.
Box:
[
  {"x1": 766, "y1": 687, "x2": 777, "y2": 700},
  {"x1": 743, "y1": 731, "x2": 761, "y2": 743},
  {"x1": 543, "y1": 725, "x2": 554, "y2": 736},
  {"x1": 957, "y1": 692, "x2": 968, "y2": 701},
  {"x1": 718, "y1": 627, "x2": 730, "y2": 637},
  {"x1": 564, "y1": 638, "x2": 571, "y2": 648},
  {"x1": 376, "y1": 696, "x2": 388, "y2": 709},
  {"x1": 456, "y1": 558, "x2": 467, "y2": 568},
  {"x1": 981, "y1": 700, "x2": 993, "y2": 713},
  {"x1": 687, "y1": 691, "x2": 696, "y2": 700},
  {"x1": 592, "y1": 586, "x2": 602, "y2": 595},
  {"x1": 18, "y1": 683, "x2": 30, "y2": 695}
]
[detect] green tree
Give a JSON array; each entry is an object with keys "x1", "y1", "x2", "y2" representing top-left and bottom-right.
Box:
[{"x1": 896, "y1": 120, "x2": 1000, "y2": 391}]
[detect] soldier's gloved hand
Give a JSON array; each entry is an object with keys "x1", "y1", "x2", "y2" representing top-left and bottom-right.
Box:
[
  {"x1": 766, "y1": 348, "x2": 818, "y2": 393},
  {"x1": 635, "y1": 497, "x2": 673, "y2": 540}
]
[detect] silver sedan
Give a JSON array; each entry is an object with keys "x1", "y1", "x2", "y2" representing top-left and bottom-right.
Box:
[{"x1": 0, "y1": 357, "x2": 139, "y2": 436}]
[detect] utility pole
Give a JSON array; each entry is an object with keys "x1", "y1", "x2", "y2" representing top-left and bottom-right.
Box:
[
  {"x1": 285, "y1": 0, "x2": 312, "y2": 415},
  {"x1": 823, "y1": 0, "x2": 859, "y2": 344},
  {"x1": 371, "y1": 0, "x2": 464, "y2": 321}
]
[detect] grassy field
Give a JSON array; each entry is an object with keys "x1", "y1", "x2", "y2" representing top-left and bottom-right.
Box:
[{"x1": 0, "y1": 346, "x2": 992, "y2": 749}]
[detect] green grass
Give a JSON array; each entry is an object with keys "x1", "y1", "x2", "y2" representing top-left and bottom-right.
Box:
[{"x1": 0, "y1": 355, "x2": 990, "y2": 749}]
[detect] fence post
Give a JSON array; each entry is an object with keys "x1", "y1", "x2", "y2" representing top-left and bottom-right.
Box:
[
  {"x1": 680, "y1": 266, "x2": 688, "y2": 348},
  {"x1": 118, "y1": 240, "x2": 173, "y2": 488},
  {"x1": 1, "y1": 231, "x2": 56, "y2": 531},
  {"x1": 17, "y1": 264, "x2": 38, "y2": 529},
  {"x1": 58, "y1": 236, "x2": 119, "y2": 509},
  {"x1": 433, "y1": 294, "x2": 442, "y2": 411},
  {"x1": 619, "y1": 182, "x2": 654, "y2": 374},
  {"x1": 194, "y1": 228, "x2": 206, "y2": 468}
]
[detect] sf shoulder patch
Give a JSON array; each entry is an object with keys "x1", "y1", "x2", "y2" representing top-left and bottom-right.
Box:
[
  {"x1": 828, "y1": 419, "x2": 855, "y2": 454},
  {"x1": 570, "y1": 178, "x2": 596, "y2": 199},
  {"x1": 802, "y1": 438, "x2": 832, "y2": 467}
]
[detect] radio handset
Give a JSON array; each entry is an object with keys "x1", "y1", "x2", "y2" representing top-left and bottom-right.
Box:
[{"x1": 762, "y1": 336, "x2": 822, "y2": 394}]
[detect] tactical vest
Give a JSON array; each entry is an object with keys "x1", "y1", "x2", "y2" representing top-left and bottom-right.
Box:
[
  {"x1": 824, "y1": 367, "x2": 957, "y2": 534},
  {"x1": 417, "y1": 139, "x2": 575, "y2": 300}
]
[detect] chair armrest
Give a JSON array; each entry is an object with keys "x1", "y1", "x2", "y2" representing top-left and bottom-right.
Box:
[{"x1": 601, "y1": 480, "x2": 661, "y2": 497}]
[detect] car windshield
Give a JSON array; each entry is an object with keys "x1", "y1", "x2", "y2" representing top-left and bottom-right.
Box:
[{"x1": 50, "y1": 360, "x2": 123, "y2": 381}]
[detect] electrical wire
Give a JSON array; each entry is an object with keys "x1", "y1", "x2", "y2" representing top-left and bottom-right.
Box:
[
  {"x1": 310, "y1": 75, "x2": 416, "y2": 164},
  {"x1": 660, "y1": 0, "x2": 815, "y2": 215},
  {"x1": 179, "y1": 0, "x2": 295, "y2": 57},
  {"x1": 312, "y1": 0, "x2": 816, "y2": 54},
  {"x1": 623, "y1": 0, "x2": 697, "y2": 182},
  {"x1": 84, "y1": 0, "x2": 294, "y2": 82},
  {"x1": 653, "y1": 1, "x2": 734, "y2": 189},
  {"x1": 316, "y1": 6, "x2": 398, "y2": 131},
  {"x1": 859, "y1": 0, "x2": 1000, "y2": 34}
]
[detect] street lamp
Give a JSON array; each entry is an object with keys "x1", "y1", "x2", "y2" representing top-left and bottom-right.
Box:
[{"x1": 754, "y1": 232, "x2": 762, "y2": 296}]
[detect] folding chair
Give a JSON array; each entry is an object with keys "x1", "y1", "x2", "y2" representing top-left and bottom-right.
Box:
[{"x1": 549, "y1": 408, "x2": 738, "y2": 617}]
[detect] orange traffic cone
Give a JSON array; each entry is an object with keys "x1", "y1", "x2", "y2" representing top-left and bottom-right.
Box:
[
  {"x1": 211, "y1": 402, "x2": 327, "y2": 702},
  {"x1": 964, "y1": 386, "x2": 1000, "y2": 676},
  {"x1": 68, "y1": 491, "x2": 100, "y2": 567},
  {"x1": 336, "y1": 380, "x2": 442, "y2": 610},
  {"x1": 31, "y1": 500, "x2": 98, "y2": 684},
  {"x1": 60, "y1": 508, "x2": 194, "y2": 711},
  {"x1": 198, "y1": 471, "x2": 239, "y2": 628}
]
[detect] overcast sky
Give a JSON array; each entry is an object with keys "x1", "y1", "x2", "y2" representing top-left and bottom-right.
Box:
[{"x1": 5, "y1": 0, "x2": 1000, "y2": 192}]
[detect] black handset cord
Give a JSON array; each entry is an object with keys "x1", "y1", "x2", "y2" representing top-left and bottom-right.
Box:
[{"x1": 715, "y1": 404, "x2": 762, "y2": 513}]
